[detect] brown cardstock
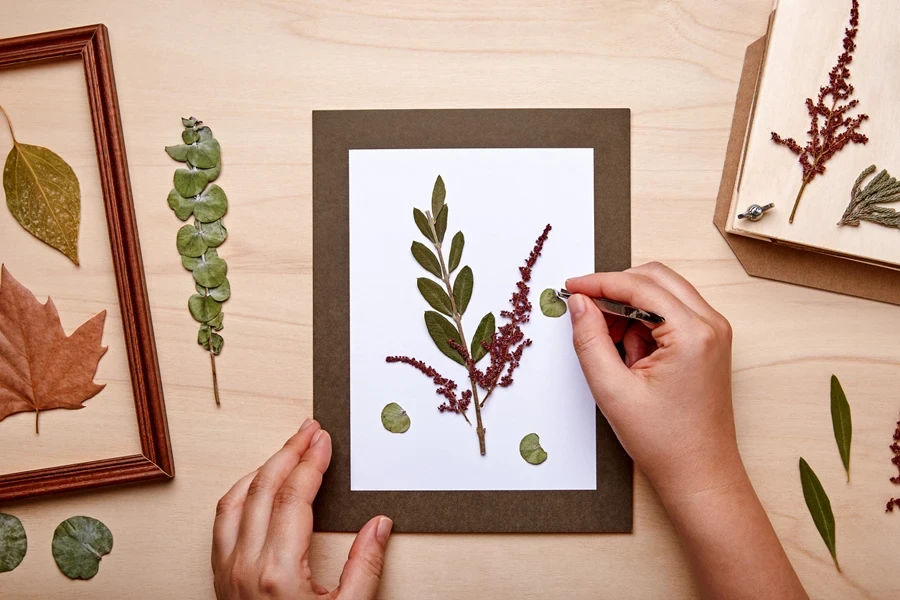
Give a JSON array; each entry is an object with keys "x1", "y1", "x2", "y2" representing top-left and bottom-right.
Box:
[
  {"x1": 312, "y1": 109, "x2": 633, "y2": 533},
  {"x1": 714, "y1": 33, "x2": 900, "y2": 305}
]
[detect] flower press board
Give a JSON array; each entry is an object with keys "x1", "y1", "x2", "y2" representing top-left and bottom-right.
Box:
[
  {"x1": 312, "y1": 109, "x2": 632, "y2": 533},
  {"x1": 726, "y1": 0, "x2": 900, "y2": 269}
]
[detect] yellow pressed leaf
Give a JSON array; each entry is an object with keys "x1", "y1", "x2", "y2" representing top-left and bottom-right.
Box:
[{"x1": 1, "y1": 106, "x2": 81, "y2": 264}]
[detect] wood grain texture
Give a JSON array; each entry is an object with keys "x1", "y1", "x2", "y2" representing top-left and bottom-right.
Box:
[{"x1": 0, "y1": 1, "x2": 898, "y2": 598}]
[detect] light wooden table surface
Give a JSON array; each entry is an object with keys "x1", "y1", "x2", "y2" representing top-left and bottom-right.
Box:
[{"x1": 1, "y1": 1, "x2": 898, "y2": 598}]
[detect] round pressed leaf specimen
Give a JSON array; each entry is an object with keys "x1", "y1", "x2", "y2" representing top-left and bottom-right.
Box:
[
  {"x1": 539, "y1": 288, "x2": 567, "y2": 318},
  {"x1": 381, "y1": 402, "x2": 411, "y2": 434},
  {"x1": 52, "y1": 516, "x2": 113, "y2": 580},
  {"x1": 519, "y1": 433, "x2": 548, "y2": 465},
  {"x1": 0, "y1": 513, "x2": 27, "y2": 573}
]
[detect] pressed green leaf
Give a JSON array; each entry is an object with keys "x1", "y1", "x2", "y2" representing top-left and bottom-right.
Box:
[
  {"x1": 519, "y1": 433, "x2": 548, "y2": 465},
  {"x1": 0, "y1": 513, "x2": 26, "y2": 573},
  {"x1": 199, "y1": 161, "x2": 221, "y2": 183},
  {"x1": 470, "y1": 312, "x2": 495, "y2": 363},
  {"x1": 830, "y1": 375, "x2": 852, "y2": 481},
  {"x1": 197, "y1": 219, "x2": 227, "y2": 247},
  {"x1": 192, "y1": 251, "x2": 227, "y2": 288},
  {"x1": 174, "y1": 167, "x2": 208, "y2": 197},
  {"x1": 799, "y1": 458, "x2": 839, "y2": 571},
  {"x1": 176, "y1": 224, "x2": 208, "y2": 257},
  {"x1": 411, "y1": 241, "x2": 442, "y2": 278},
  {"x1": 196, "y1": 126, "x2": 214, "y2": 142},
  {"x1": 424, "y1": 310, "x2": 464, "y2": 365},
  {"x1": 51, "y1": 516, "x2": 113, "y2": 580},
  {"x1": 4, "y1": 142, "x2": 81, "y2": 264},
  {"x1": 381, "y1": 402, "x2": 410, "y2": 433},
  {"x1": 167, "y1": 189, "x2": 194, "y2": 221},
  {"x1": 452, "y1": 266, "x2": 473, "y2": 315},
  {"x1": 182, "y1": 128, "x2": 200, "y2": 144},
  {"x1": 189, "y1": 293, "x2": 221, "y2": 323},
  {"x1": 182, "y1": 254, "x2": 202, "y2": 270},
  {"x1": 198, "y1": 277, "x2": 231, "y2": 302},
  {"x1": 182, "y1": 117, "x2": 197, "y2": 128},
  {"x1": 207, "y1": 312, "x2": 224, "y2": 330},
  {"x1": 199, "y1": 328, "x2": 224, "y2": 354},
  {"x1": 431, "y1": 174, "x2": 446, "y2": 217},
  {"x1": 194, "y1": 184, "x2": 228, "y2": 223},
  {"x1": 448, "y1": 231, "x2": 464, "y2": 272},
  {"x1": 413, "y1": 208, "x2": 435, "y2": 243},
  {"x1": 417, "y1": 278, "x2": 453, "y2": 316},
  {"x1": 165, "y1": 144, "x2": 190, "y2": 162},
  {"x1": 434, "y1": 205, "x2": 448, "y2": 242},
  {"x1": 540, "y1": 288, "x2": 567, "y2": 318},
  {"x1": 188, "y1": 139, "x2": 220, "y2": 169}
]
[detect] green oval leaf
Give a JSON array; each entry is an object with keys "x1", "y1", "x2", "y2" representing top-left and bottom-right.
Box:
[
  {"x1": 174, "y1": 167, "x2": 208, "y2": 197},
  {"x1": 540, "y1": 288, "x2": 567, "y2": 318},
  {"x1": 411, "y1": 241, "x2": 442, "y2": 278},
  {"x1": 197, "y1": 126, "x2": 214, "y2": 142},
  {"x1": 519, "y1": 433, "x2": 548, "y2": 465},
  {"x1": 431, "y1": 174, "x2": 446, "y2": 217},
  {"x1": 799, "y1": 458, "x2": 839, "y2": 571},
  {"x1": 197, "y1": 219, "x2": 227, "y2": 247},
  {"x1": 4, "y1": 142, "x2": 81, "y2": 264},
  {"x1": 413, "y1": 208, "x2": 435, "y2": 243},
  {"x1": 381, "y1": 402, "x2": 410, "y2": 433},
  {"x1": 452, "y1": 266, "x2": 473, "y2": 315},
  {"x1": 192, "y1": 254, "x2": 227, "y2": 288},
  {"x1": 434, "y1": 205, "x2": 448, "y2": 242},
  {"x1": 182, "y1": 128, "x2": 200, "y2": 144},
  {"x1": 187, "y1": 139, "x2": 220, "y2": 169},
  {"x1": 194, "y1": 184, "x2": 228, "y2": 223},
  {"x1": 0, "y1": 513, "x2": 27, "y2": 573},
  {"x1": 424, "y1": 310, "x2": 464, "y2": 365},
  {"x1": 182, "y1": 254, "x2": 201, "y2": 270},
  {"x1": 182, "y1": 117, "x2": 197, "y2": 128},
  {"x1": 417, "y1": 278, "x2": 453, "y2": 316},
  {"x1": 198, "y1": 277, "x2": 231, "y2": 302},
  {"x1": 51, "y1": 516, "x2": 113, "y2": 580},
  {"x1": 207, "y1": 312, "x2": 224, "y2": 331},
  {"x1": 470, "y1": 312, "x2": 495, "y2": 363},
  {"x1": 448, "y1": 231, "x2": 464, "y2": 272},
  {"x1": 199, "y1": 328, "x2": 224, "y2": 355},
  {"x1": 199, "y1": 161, "x2": 221, "y2": 183},
  {"x1": 830, "y1": 375, "x2": 852, "y2": 481},
  {"x1": 176, "y1": 224, "x2": 207, "y2": 257},
  {"x1": 189, "y1": 293, "x2": 221, "y2": 323},
  {"x1": 167, "y1": 189, "x2": 193, "y2": 221},
  {"x1": 165, "y1": 144, "x2": 189, "y2": 162}
]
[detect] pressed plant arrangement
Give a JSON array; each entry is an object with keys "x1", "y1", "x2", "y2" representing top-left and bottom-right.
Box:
[
  {"x1": 385, "y1": 175, "x2": 551, "y2": 456},
  {"x1": 771, "y1": 0, "x2": 868, "y2": 224},
  {"x1": 165, "y1": 117, "x2": 229, "y2": 405}
]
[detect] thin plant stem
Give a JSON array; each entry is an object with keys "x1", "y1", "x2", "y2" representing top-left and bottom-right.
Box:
[
  {"x1": 198, "y1": 221, "x2": 221, "y2": 406},
  {"x1": 426, "y1": 210, "x2": 486, "y2": 455},
  {"x1": 0, "y1": 104, "x2": 17, "y2": 142}
]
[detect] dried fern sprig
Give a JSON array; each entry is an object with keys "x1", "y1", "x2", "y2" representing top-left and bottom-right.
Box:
[{"x1": 838, "y1": 165, "x2": 900, "y2": 229}]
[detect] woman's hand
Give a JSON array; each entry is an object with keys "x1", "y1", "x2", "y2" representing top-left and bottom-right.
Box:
[{"x1": 212, "y1": 419, "x2": 392, "y2": 599}]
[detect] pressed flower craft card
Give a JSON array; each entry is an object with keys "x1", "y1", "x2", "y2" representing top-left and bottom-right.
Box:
[{"x1": 313, "y1": 109, "x2": 632, "y2": 533}]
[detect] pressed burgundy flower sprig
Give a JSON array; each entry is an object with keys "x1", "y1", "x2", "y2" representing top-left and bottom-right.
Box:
[
  {"x1": 385, "y1": 175, "x2": 551, "y2": 456},
  {"x1": 887, "y1": 414, "x2": 900, "y2": 513},
  {"x1": 771, "y1": 0, "x2": 868, "y2": 223}
]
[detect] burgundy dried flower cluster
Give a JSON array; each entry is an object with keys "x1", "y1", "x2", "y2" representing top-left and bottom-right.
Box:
[
  {"x1": 886, "y1": 414, "x2": 900, "y2": 513},
  {"x1": 771, "y1": 0, "x2": 868, "y2": 223},
  {"x1": 386, "y1": 224, "x2": 551, "y2": 416}
]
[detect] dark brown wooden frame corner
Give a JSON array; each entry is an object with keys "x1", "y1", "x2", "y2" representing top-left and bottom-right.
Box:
[{"x1": 0, "y1": 24, "x2": 173, "y2": 502}]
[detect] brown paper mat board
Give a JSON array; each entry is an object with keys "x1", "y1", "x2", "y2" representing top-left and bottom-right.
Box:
[
  {"x1": 714, "y1": 31, "x2": 900, "y2": 305},
  {"x1": 313, "y1": 109, "x2": 633, "y2": 533}
]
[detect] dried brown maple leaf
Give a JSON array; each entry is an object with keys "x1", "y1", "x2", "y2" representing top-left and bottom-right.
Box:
[{"x1": 0, "y1": 265, "x2": 107, "y2": 433}]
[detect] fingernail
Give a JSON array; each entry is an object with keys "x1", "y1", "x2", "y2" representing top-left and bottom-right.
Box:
[
  {"x1": 569, "y1": 294, "x2": 587, "y2": 318},
  {"x1": 376, "y1": 517, "x2": 393, "y2": 544},
  {"x1": 311, "y1": 429, "x2": 325, "y2": 445},
  {"x1": 299, "y1": 418, "x2": 313, "y2": 431}
]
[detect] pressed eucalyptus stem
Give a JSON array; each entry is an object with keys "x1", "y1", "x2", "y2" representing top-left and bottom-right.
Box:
[
  {"x1": 197, "y1": 220, "x2": 221, "y2": 406},
  {"x1": 426, "y1": 209, "x2": 486, "y2": 456}
]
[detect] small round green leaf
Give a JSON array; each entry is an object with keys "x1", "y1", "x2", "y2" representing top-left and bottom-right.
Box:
[
  {"x1": 167, "y1": 189, "x2": 194, "y2": 221},
  {"x1": 381, "y1": 402, "x2": 410, "y2": 433},
  {"x1": 188, "y1": 139, "x2": 221, "y2": 169},
  {"x1": 197, "y1": 277, "x2": 231, "y2": 302},
  {"x1": 452, "y1": 266, "x2": 473, "y2": 315},
  {"x1": 194, "y1": 184, "x2": 228, "y2": 223},
  {"x1": 196, "y1": 126, "x2": 214, "y2": 142},
  {"x1": 519, "y1": 433, "x2": 548, "y2": 465},
  {"x1": 199, "y1": 328, "x2": 224, "y2": 355},
  {"x1": 540, "y1": 288, "x2": 567, "y2": 318},
  {"x1": 417, "y1": 278, "x2": 453, "y2": 316},
  {"x1": 182, "y1": 254, "x2": 201, "y2": 270},
  {"x1": 192, "y1": 254, "x2": 228, "y2": 288},
  {"x1": 182, "y1": 128, "x2": 200, "y2": 144},
  {"x1": 51, "y1": 516, "x2": 113, "y2": 580},
  {"x1": 176, "y1": 224, "x2": 208, "y2": 257},
  {"x1": 197, "y1": 219, "x2": 227, "y2": 247},
  {"x1": 189, "y1": 294, "x2": 221, "y2": 323},
  {"x1": 207, "y1": 312, "x2": 224, "y2": 331},
  {"x1": 174, "y1": 167, "x2": 208, "y2": 197},
  {"x1": 165, "y1": 144, "x2": 189, "y2": 162},
  {"x1": 199, "y1": 161, "x2": 221, "y2": 183},
  {"x1": 182, "y1": 117, "x2": 197, "y2": 128},
  {"x1": 0, "y1": 513, "x2": 27, "y2": 573}
]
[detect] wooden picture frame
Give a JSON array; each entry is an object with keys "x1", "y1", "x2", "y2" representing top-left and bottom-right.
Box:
[{"x1": 0, "y1": 24, "x2": 173, "y2": 502}]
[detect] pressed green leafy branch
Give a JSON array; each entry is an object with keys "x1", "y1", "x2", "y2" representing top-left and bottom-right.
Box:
[
  {"x1": 166, "y1": 117, "x2": 229, "y2": 405},
  {"x1": 830, "y1": 375, "x2": 852, "y2": 481},
  {"x1": 386, "y1": 174, "x2": 552, "y2": 456},
  {"x1": 799, "y1": 458, "x2": 840, "y2": 572},
  {"x1": 0, "y1": 104, "x2": 81, "y2": 264}
]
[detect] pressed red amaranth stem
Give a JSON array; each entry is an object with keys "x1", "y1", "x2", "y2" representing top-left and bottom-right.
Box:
[{"x1": 887, "y1": 414, "x2": 900, "y2": 513}]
